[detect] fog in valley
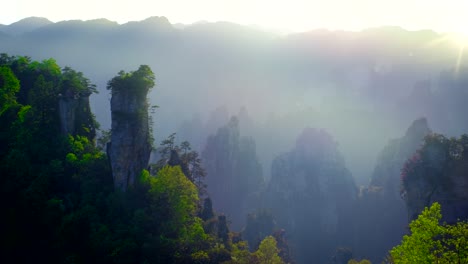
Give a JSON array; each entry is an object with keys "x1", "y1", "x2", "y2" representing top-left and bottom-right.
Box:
[{"x1": 1, "y1": 15, "x2": 468, "y2": 264}]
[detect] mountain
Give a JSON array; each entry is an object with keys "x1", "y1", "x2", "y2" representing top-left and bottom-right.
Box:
[
  {"x1": 351, "y1": 118, "x2": 431, "y2": 262},
  {"x1": 264, "y1": 128, "x2": 357, "y2": 263},
  {"x1": 0, "y1": 17, "x2": 52, "y2": 35},
  {"x1": 0, "y1": 16, "x2": 466, "y2": 187}
]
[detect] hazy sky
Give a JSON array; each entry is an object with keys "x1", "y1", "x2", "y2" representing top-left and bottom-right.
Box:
[{"x1": 2, "y1": 0, "x2": 467, "y2": 33}]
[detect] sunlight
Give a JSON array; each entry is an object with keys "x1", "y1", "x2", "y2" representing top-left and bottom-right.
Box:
[
  {"x1": 449, "y1": 33, "x2": 468, "y2": 75},
  {"x1": 450, "y1": 33, "x2": 468, "y2": 47}
]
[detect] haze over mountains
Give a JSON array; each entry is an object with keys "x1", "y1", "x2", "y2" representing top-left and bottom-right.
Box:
[
  {"x1": 1, "y1": 16, "x2": 467, "y2": 186},
  {"x1": 2, "y1": 15, "x2": 468, "y2": 263}
]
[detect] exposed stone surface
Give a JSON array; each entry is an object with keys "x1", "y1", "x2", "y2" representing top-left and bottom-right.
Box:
[
  {"x1": 403, "y1": 133, "x2": 468, "y2": 224},
  {"x1": 202, "y1": 116, "x2": 264, "y2": 230},
  {"x1": 370, "y1": 118, "x2": 431, "y2": 198},
  {"x1": 108, "y1": 84, "x2": 151, "y2": 191},
  {"x1": 265, "y1": 127, "x2": 356, "y2": 264},
  {"x1": 352, "y1": 118, "x2": 431, "y2": 262},
  {"x1": 58, "y1": 92, "x2": 95, "y2": 138}
]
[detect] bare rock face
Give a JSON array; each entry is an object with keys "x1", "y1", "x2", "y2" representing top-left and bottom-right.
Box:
[
  {"x1": 352, "y1": 118, "x2": 430, "y2": 262},
  {"x1": 402, "y1": 133, "x2": 468, "y2": 223},
  {"x1": 370, "y1": 118, "x2": 431, "y2": 199},
  {"x1": 107, "y1": 66, "x2": 154, "y2": 191},
  {"x1": 265, "y1": 128, "x2": 356, "y2": 264},
  {"x1": 58, "y1": 91, "x2": 95, "y2": 139},
  {"x1": 202, "y1": 116, "x2": 264, "y2": 231}
]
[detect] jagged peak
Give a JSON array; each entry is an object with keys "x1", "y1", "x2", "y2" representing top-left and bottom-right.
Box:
[{"x1": 404, "y1": 117, "x2": 431, "y2": 139}]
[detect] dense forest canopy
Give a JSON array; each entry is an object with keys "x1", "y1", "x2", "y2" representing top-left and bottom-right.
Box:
[{"x1": 0, "y1": 56, "x2": 290, "y2": 263}]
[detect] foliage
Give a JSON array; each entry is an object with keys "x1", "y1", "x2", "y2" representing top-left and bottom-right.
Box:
[
  {"x1": 253, "y1": 236, "x2": 285, "y2": 264},
  {"x1": 154, "y1": 133, "x2": 207, "y2": 194},
  {"x1": 401, "y1": 133, "x2": 468, "y2": 196},
  {"x1": 106, "y1": 65, "x2": 155, "y2": 95},
  {"x1": 243, "y1": 209, "x2": 276, "y2": 251},
  {"x1": 348, "y1": 259, "x2": 372, "y2": 264},
  {"x1": 0, "y1": 65, "x2": 20, "y2": 114},
  {"x1": 0, "y1": 54, "x2": 254, "y2": 264},
  {"x1": 390, "y1": 202, "x2": 468, "y2": 263},
  {"x1": 224, "y1": 236, "x2": 286, "y2": 264},
  {"x1": 61, "y1": 66, "x2": 98, "y2": 95},
  {"x1": 229, "y1": 241, "x2": 251, "y2": 264}
]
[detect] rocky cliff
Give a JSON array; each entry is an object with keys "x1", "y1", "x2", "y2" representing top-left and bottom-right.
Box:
[
  {"x1": 202, "y1": 116, "x2": 264, "y2": 230},
  {"x1": 58, "y1": 90, "x2": 95, "y2": 139},
  {"x1": 265, "y1": 127, "x2": 356, "y2": 264},
  {"x1": 370, "y1": 118, "x2": 431, "y2": 198},
  {"x1": 402, "y1": 133, "x2": 468, "y2": 223},
  {"x1": 352, "y1": 118, "x2": 430, "y2": 262},
  {"x1": 107, "y1": 66, "x2": 154, "y2": 191}
]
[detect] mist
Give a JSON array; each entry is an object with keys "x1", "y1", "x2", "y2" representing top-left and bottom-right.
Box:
[{"x1": 1, "y1": 16, "x2": 468, "y2": 263}]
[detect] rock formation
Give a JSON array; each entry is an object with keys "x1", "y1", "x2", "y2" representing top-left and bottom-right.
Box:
[
  {"x1": 402, "y1": 133, "x2": 468, "y2": 223},
  {"x1": 202, "y1": 116, "x2": 264, "y2": 230},
  {"x1": 369, "y1": 118, "x2": 431, "y2": 198},
  {"x1": 107, "y1": 66, "x2": 154, "y2": 191},
  {"x1": 352, "y1": 118, "x2": 430, "y2": 262},
  {"x1": 265, "y1": 127, "x2": 356, "y2": 264},
  {"x1": 58, "y1": 89, "x2": 95, "y2": 139}
]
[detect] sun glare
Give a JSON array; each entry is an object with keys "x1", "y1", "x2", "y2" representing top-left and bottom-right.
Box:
[
  {"x1": 447, "y1": 33, "x2": 468, "y2": 75},
  {"x1": 450, "y1": 33, "x2": 468, "y2": 47}
]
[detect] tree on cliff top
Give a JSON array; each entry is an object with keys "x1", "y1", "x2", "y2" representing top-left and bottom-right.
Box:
[{"x1": 106, "y1": 65, "x2": 155, "y2": 95}]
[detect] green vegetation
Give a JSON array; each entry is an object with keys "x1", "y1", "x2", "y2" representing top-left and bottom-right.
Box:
[
  {"x1": 154, "y1": 133, "x2": 207, "y2": 194},
  {"x1": 107, "y1": 65, "x2": 155, "y2": 95},
  {"x1": 390, "y1": 202, "x2": 468, "y2": 264},
  {"x1": 348, "y1": 260, "x2": 371, "y2": 264},
  {"x1": 0, "y1": 54, "x2": 289, "y2": 263},
  {"x1": 401, "y1": 133, "x2": 468, "y2": 192},
  {"x1": 226, "y1": 236, "x2": 284, "y2": 264}
]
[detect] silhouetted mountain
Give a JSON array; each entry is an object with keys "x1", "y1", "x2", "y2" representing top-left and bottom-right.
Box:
[{"x1": 0, "y1": 17, "x2": 52, "y2": 35}]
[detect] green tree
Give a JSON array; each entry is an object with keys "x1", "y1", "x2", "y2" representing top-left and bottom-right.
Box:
[
  {"x1": 107, "y1": 65, "x2": 155, "y2": 95},
  {"x1": 154, "y1": 134, "x2": 207, "y2": 193},
  {"x1": 139, "y1": 166, "x2": 209, "y2": 259},
  {"x1": 253, "y1": 236, "x2": 284, "y2": 264},
  {"x1": 0, "y1": 66, "x2": 20, "y2": 115},
  {"x1": 348, "y1": 259, "x2": 372, "y2": 264},
  {"x1": 390, "y1": 202, "x2": 468, "y2": 263},
  {"x1": 61, "y1": 66, "x2": 97, "y2": 95},
  {"x1": 230, "y1": 241, "x2": 252, "y2": 264}
]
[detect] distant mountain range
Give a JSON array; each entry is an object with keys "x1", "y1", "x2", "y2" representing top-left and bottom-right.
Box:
[
  {"x1": 1, "y1": 16, "x2": 466, "y2": 185},
  {"x1": 0, "y1": 17, "x2": 53, "y2": 35}
]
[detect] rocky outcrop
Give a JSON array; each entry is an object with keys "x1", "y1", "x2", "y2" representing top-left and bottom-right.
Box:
[
  {"x1": 402, "y1": 133, "x2": 468, "y2": 223},
  {"x1": 264, "y1": 128, "x2": 356, "y2": 264},
  {"x1": 352, "y1": 118, "x2": 430, "y2": 262},
  {"x1": 369, "y1": 118, "x2": 431, "y2": 198},
  {"x1": 58, "y1": 90, "x2": 95, "y2": 139},
  {"x1": 107, "y1": 67, "x2": 153, "y2": 191},
  {"x1": 202, "y1": 116, "x2": 264, "y2": 230}
]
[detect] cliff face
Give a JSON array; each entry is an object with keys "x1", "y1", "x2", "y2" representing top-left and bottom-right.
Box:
[
  {"x1": 370, "y1": 118, "x2": 431, "y2": 198},
  {"x1": 265, "y1": 128, "x2": 356, "y2": 264},
  {"x1": 403, "y1": 133, "x2": 468, "y2": 223},
  {"x1": 352, "y1": 118, "x2": 430, "y2": 262},
  {"x1": 58, "y1": 91, "x2": 95, "y2": 139},
  {"x1": 202, "y1": 116, "x2": 264, "y2": 231},
  {"x1": 108, "y1": 80, "x2": 152, "y2": 191}
]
